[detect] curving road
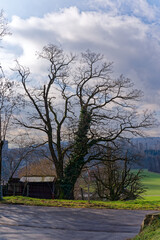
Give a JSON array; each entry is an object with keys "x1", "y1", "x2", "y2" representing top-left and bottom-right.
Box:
[{"x1": 0, "y1": 204, "x2": 156, "y2": 240}]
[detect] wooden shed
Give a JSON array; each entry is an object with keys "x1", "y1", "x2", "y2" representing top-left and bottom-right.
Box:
[{"x1": 20, "y1": 176, "x2": 55, "y2": 199}]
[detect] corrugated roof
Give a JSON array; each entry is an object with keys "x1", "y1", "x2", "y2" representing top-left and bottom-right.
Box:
[{"x1": 20, "y1": 176, "x2": 55, "y2": 182}]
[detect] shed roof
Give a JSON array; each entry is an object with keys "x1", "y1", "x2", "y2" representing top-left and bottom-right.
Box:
[{"x1": 20, "y1": 176, "x2": 55, "y2": 182}]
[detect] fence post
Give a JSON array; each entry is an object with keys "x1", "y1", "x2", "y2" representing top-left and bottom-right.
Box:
[
  {"x1": 13, "y1": 184, "x2": 16, "y2": 196},
  {"x1": 27, "y1": 185, "x2": 29, "y2": 197}
]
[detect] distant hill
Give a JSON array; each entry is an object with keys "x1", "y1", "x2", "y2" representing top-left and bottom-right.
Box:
[{"x1": 132, "y1": 137, "x2": 160, "y2": 151}]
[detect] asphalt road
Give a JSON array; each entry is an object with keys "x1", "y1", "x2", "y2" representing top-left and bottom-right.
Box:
[{"x1": 0, "y1": 204, "x2": 156, "y2": 240}]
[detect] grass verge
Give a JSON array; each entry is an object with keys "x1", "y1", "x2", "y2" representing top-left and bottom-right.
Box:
[
  {"x1": 1, "y1": 196, "x2": 160, "y2": 210},
  {"x1": 132, "y1": 214, "x2": 160, "y2": 240}
]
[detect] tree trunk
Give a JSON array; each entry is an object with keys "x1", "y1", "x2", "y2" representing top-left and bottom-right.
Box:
[
  {"x1": 55, "y1": 107, "x2": 91, "y2": 199},
  {"x1": 54, "y1": 178, "x2": 75, "y2": 199},
  {"x1": 55, "y1": 161, "x2": 83, "y2": 199}
]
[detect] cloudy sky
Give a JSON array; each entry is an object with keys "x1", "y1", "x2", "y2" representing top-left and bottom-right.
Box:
[{"x1": 0, "y1": 0, "x2": 160, "y2": 135}]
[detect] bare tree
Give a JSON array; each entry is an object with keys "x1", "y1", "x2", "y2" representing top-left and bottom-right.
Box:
[
  {"x1": 93, "y1": 146, "x2": 145, "y2": 201},
  {"x1": 0, "y1": 10, "x2": 10, "y2": 39},
  {"x1": 0, "y1": 76, "x2": 19, "y2": 198},
  {"x1": 7, "y1": 134, "x2": 42, "y2": 180},
  {"x1": 14, "y1": 45, "x2": 154, "y2": 199}
]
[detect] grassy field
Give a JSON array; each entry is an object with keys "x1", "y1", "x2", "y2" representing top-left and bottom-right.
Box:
[{"x1": 141, "y1": 169, "x2": 160, "y2": 200}]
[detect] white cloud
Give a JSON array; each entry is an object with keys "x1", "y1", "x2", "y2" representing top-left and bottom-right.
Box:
[
  {"x1": 128, "y1": 0, "x2": 157, "y2": 20},
  {"x1": 91, "y1": 0, "x2": 159, "y2": 21},
  {"x1": 0, "y1": 5, "x2": 160, "y2": 117}
]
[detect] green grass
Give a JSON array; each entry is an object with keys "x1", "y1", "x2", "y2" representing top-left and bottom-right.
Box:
[
  {"x1": 2, "y1": 196, "x2": 160, "y2": 210},
  {"x1": 132, "y1": 214, "x2": 160, "y2": 240},
  {"x1": 141, "y1": 170, "x2": 160, "y2": 197}
]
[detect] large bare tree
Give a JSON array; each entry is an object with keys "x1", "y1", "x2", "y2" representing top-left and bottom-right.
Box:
[{"x1": 15, "y1": 44, "x2": 154, "y2": 199}]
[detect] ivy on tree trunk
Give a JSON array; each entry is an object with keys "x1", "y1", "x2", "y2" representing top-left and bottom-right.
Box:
[{"x1": 57, "y1": 107, "x2": 91, "y2": 199}]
